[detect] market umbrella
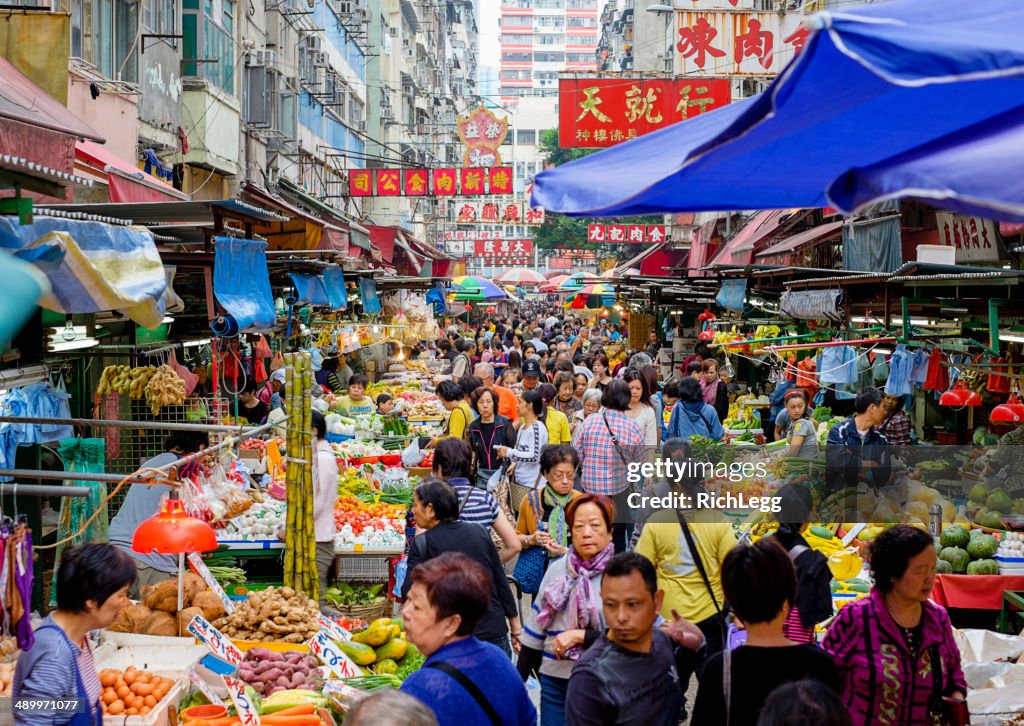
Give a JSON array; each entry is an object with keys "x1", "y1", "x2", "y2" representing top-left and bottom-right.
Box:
[
  {"x1": 540, "y1": 274, "x2": 570, "y2": 292},
  {"x1": 602, "y1": 267, "x2": 640, "y2": 278},
  {"x1": 450, "y1": 275, "x2": 506, "y2": 300},
  {"x1": 558, "y1": 273, "x2": 603, "y2": 292},
  {"x1": 565, "y1": 283, "x2": 616, "y2": 310},
  {"x1": 530, "y1": 0, "x2": 1024, "y2": 220},
  {"x1": 495, "y1": 269, "x2": 546, "y2": 286}
]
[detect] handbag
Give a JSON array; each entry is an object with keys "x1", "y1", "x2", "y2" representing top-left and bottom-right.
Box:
[
  {"x1": 269, "y1": 350, "x2": 285, "y2": 372},
  {"x1": 675, "y1": 509, "x2": 727, "y2": 632},
  {"x1": 929, "y1": 644, "x2": 970, "y2": 726},
  {"x1": 254, "y1": 334, "x2": 272, "y2": 359},
  {"x1": 513, "y1": 489, "x2": 548, "y2": 594}
]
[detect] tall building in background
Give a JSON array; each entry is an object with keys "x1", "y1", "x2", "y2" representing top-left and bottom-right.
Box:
[{"x1": 499, "y1": 0, "x2": 600, "y2": 101}]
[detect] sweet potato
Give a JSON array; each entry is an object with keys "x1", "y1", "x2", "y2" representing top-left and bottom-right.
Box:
[
  {"x1": 191, "y1": 591, "x2": 226, "y2": 621},
  {"x1": 142, "y1": 580, "x2": 180, "y2": 613},
  {"x1": 182, "y1": 572, "x2": 206, "y2": 605}
]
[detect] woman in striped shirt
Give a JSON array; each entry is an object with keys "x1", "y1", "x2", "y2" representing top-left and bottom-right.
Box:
[{"x1": 14, "y1": 544, "x2": 136, "y2": 725}]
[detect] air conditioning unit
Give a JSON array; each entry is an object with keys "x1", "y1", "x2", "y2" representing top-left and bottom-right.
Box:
[
  {"x1": 381, "y1": 106, "x2": 394, "y2": 120},
  {"x1": 404, "y1": 47, "x2": 415, "y2": 59},
  {"x1": 389, "y1": 26, "x2": 398, "y2": 37},
  {"x1": 306, "y1": 35, "x2": 322, "y2": 51},
  {"x1": 248, "y1": 49, "x2": 277, "y2": 68},
  {"x1": 313, "y1": 51, "x2": 330, "y2": 67},
  {"x1": 361, "y1": 9, "x2": 370, "y2": 22},
  {"x1": 356, "y1": 119, "x2": 367, "y2": 132}
]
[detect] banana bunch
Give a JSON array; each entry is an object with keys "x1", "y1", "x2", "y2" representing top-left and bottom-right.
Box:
[
  {"x1": 317, "y1": 328, "x2": 335, "y2": 347},
  {"x1": 97, "y1": 365, "x2": 132, "y2": 395},
  {"x1": 749, "y1": 325, "x2": 781, "y2": 353},
  {"x1": 128, "y1": 366, "x2": 158, "y2": 400},
  {"x1": 145, "y1": 365, "x2": 187, "y2": 415}
]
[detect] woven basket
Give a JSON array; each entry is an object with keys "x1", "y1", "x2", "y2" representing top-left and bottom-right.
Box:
[{"x1": 335, "y1": 599, "x2": 391, "y2": 622}]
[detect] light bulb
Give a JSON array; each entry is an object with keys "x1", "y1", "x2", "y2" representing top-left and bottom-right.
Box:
[
  {"x1": 372, "y1": 325, "x2": 380, "y2": 334},
  {"x1": 62, "y1": 320, "x2": 77, "y2": 341}
]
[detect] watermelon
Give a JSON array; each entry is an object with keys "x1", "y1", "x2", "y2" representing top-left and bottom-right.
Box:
[
  {"x1": 939, "y1": 546, "x2": 970, "y2": 574},
  {"x1": 935, "y1": 559, "x2": 953, "y2": 575},
  {"x1": 966, "y1": 533, "x2": 998, "y2": 560},
  {"x1": 939, "y1": 524, "x2": 970, "y2": 549},
  {"x1": 966, "y1": 559, "x2": 998, "y2": 575}
]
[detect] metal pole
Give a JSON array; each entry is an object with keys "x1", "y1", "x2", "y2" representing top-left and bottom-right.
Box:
[
  {"x1": 0, "y1": 484, "x2": 93, "y2": 498},
  {"x1": 0, "y1": 415, "x2": 268, "y2": 434}
]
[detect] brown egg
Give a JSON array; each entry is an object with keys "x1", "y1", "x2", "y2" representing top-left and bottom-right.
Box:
[
  {"x1": 126, "y1": 708, "x2": 138, "y2": 715},
  {"x1": 116, "y1": 686, "x2": 131, "y2": 700},
  {"x1": 100, "y1": 672, "x2": 117, "y2": 688},
  {"x1": 133, "y1": 682, "x2": 154, "y2": 696},
  {"x1": 107, "y1": 700, "x2": 125, "y2": 715},
  {"x1": 102, "y1": 690, "x2": 118, "y2": 705},
  {"x1": 144, "y1": 695, "x2": 157, "y2": 708},
  {"x1": 139, "y1": 706, "x2": 151, "y2": 716}
]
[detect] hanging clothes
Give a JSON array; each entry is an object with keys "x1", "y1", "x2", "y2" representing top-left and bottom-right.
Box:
[
  {"x1": 0, "y1": 389, "x2": 29, "y2": 481},
  {"x1": 871, "y1": 352, "x2": 889, "y2": 386},
  {"x1": 23, "y1": 381, "x2": 74, "y2": 443},
  {"x1": 11, "y1": 527, "x2": 33, "y2": 651},
  {"x1": 923, "y1": 349, "x2": 949, "y2": 391},
  {"x1": 988, "y1": 357, "x2": 1012, "y2": 394},
  {"x1": 909, "y1": 349, "x2": 929, "y2": 387},
  {"x1": 885, "y1": 344, "x2": 913, "y2": 396},
  {"x1": 819, "y1": 345, "x2": 858, "y2": 385},
  {"x1": 796, "y1": 356, "x2": 818, "y2": 397}
]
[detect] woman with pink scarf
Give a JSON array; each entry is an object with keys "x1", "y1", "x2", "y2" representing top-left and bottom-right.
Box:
[
  {"x1": 700, "y1": 359, "x2": 730, "y2": 423},
  {"x1": 519, "y1": 494, "x2": 616, "y2": 726}
]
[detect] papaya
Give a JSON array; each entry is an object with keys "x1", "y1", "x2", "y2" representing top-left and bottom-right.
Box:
[
  {"x1": 374, "y1": 658, "x2": 399, "y2": 675},
  {"x1": 338, "y1": 640, "x2": 378, "y2": 666},
  {"x1": 352, "y1": 620, "x2": 393, "y2": 647},
  {"x1": 388, "y1": 624, "x2": 402, "y2": 640},
  {"x1": 375, "y1": 637, "x2": 409, "y2": 662}
]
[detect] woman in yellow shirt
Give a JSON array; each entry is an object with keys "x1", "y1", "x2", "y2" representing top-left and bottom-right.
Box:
[
  {"x1": 428, "y1": 380, "x2": 473, "y2": 447},
  {"x1": 538, "y1": 383, "x2": 572, "y2": 445}
]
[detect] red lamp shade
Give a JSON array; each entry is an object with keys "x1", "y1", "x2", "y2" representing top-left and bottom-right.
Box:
[
  {"x1": 698, "y1": 329, "x2": 715, "y2": 341},
  {"x1": 132, "y1": 499, "x2": 218, "y2": 555},
  {"x1": 939, "y1": 380, "x2": 981, "y2": 407},
  {"x1": 991, "y1": 394, "x2": 1024, "y2": 423},
  {"x1": 698, "y1": 308, "x2": 716, "y2": 322}
]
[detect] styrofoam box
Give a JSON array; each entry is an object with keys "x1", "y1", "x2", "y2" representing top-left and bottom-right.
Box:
[
  {"x1": 917, "y1": 244, "x2": 956, "y2": 265},
  {"x1": 94, "y1": 632, "x2": 207, "y2": 726}
]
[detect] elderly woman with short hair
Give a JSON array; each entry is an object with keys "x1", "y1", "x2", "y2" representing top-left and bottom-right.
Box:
[{"x1": 571, "y1": 388, "x2": 603, "y2": 435}]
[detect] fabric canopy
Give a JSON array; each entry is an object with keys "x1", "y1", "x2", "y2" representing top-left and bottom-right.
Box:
[
  {"x1": 322, "y1": 266, "x2": 347, "y2": 310},
  {"x1": 289, "y1": 273, "x2": 329, "y2": 306},
  {"x1": 707, "y1": 210, "x2": 789, "y2": 268},
  {"x1": 755, "y1": 221, "x2": 845, "y2": 261},
  {"x1": 531, "y1": 0, "x2": 1024, "y2": 219},
  {"x1": 0, "y1": 216, "x2": 166, "y2": 328},
  {"x1": 0, "y1": 251, "x2": 47, "y2": 345},
  {"x1": 76, "y1": 141, "x2": 186, "y2": 204}
]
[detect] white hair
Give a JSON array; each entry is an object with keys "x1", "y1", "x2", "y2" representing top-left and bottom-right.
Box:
[{"x1": 582, "y1": 389, "x2": 603, "y2": 405}]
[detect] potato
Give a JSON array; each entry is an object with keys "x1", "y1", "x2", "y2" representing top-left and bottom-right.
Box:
[
  {"x1": 190, "y1": 591, "x2": 226, "y2": 621},
  {"x1": 140, "y1": 611, "x2": 176, "y2": 637},
  {"x1": 141, "y1": 580, "x2": 179, "y2": 613}
]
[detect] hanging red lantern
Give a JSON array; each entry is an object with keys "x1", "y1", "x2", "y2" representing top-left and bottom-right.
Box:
[
  {"x1": 990, "y1": 394, "x2": 1024, "y2": 423},
  {"x1": 698, "y1": 329, "x2": 715, "y2": 342},
  {"x1": 698, "y1": 308, "x2": 716, "y2": 322}
]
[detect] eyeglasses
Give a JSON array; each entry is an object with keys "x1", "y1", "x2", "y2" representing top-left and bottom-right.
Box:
[{"x1": 546, "y1": 471, "x2": 574, "y2": 482}]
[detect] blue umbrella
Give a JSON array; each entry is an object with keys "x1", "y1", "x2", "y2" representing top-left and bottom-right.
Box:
[{"x1": 531, "y1": 0, "x2": 1024, "y2": 219}]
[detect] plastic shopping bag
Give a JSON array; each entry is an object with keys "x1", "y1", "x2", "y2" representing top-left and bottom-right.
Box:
[{"x1": 401, "y1": 438, "x2": 425, "y2": 467}]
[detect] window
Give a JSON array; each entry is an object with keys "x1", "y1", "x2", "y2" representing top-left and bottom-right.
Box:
[
  {"x1": 534, "y1": 0, "x2": 563, "y2": 7},
  {"x1": 143, "y1": 0, "x2": 176, "y2": 34},
  {"x1": 566, "y1": 16, "x2": 596, "y2": 27},
  {"x1": 183, "y1": 0, "x2": 236, "y2": 95},
  {"x1": 501, "y1": 15, "x2": 531, "y2": 27},
  {"x1": 536, "y1": 34, "x2": 563, "y2": 45},
  {"x1": 536, "y1": 15, "x2": 564, "y2": 27},
  {"x1": 69, "y1": 0, "x2": 139, "y2": 80},
  {"x1": 501, "y1": 34, "x2": 533, "y2": 44},
  {"x1": 516, "y1": 129, "x2": 536, "y2": 144},
  {"x1": 535, "y1": 70, "x2": 558, "y2": 80},
  {"x1": 566, "y1": 52, "x2": 594, "y2": 62},
  {"x1": 533, "y1": 51, "x2": 564, "y2": 63},
  {"x1": 501, "y1": 52, "x2": 531, "y2": 62},
  {"x1": 568, "y1": 35, "x2": 597, "y2": 45},
  {"x1": 501, "y1": 69, "x2": 531, "y2": 79},
  {"x1": 566, "y1": 0, "x2": 596, "y2": 7},
  {"x1": 516, "y1": 162, "x2": 526, "y2": 179},
  {"x1": 500, "y1": 86, "x2": 527, "y2": 96}
]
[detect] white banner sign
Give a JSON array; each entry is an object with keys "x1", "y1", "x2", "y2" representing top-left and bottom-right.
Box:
[
  {"x1": 935, "y1": 212, "x2": 1003, "y2": 263},
  {"x1": 674, "y1": 11, "x2": 806, "y2": 76}
]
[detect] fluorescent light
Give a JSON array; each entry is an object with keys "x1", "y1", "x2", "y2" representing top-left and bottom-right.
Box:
[
  {"x1": 50, "y1": 338, "x2": 98, "y2": 352},
  {"x1": 161, "y1": 316, "x2": 174, "y2": 324},
  {"x1": 1000, "y1": 332, "x2": 1024, "y2": 344},
  {"x1": 872, "y1": 347, "x2": 893, "y2": 355},
  {"x1": 183, "y1": 338, "x2": 211, "y2": 348}
]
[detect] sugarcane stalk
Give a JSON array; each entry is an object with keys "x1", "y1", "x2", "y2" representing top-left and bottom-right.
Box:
[
  {"x1": 301, "y1": 353, "x2": 317, "y2": 599},
  {"x1": 284, "y1": 353, "x2": 297, "y2": 588}
]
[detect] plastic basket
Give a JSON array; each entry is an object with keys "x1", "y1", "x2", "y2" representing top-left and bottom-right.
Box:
[
  {"x1": 334, "y1": 599, "x2": 392, "y2": 622},
  {"x1": 327, "y1": 433, "x2": 354, "y2": 444},
  {"x1": 336, "y1": 555, "x2": 391, "y2": 582}
]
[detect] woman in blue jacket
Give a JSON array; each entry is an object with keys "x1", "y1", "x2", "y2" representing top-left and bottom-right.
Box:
[{"x1": 667, "y1": 377, "x2": 724, "y2": 442}]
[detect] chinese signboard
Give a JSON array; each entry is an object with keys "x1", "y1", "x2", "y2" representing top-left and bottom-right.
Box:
[
  {"x1": 674, "y1": 11, "x2": 806, "y2": 76},
  {"x1": 475, "y1": 239, "x2": 534, "y2": 258},
  {"x1": 348, "y1": 167, "x2": 513, "y2": 197},
  {"x1": 935, "y1": 212, "x2": 1003, "y2": 263},
  {"x1": 549, "y1": 257, "x2": 575, "y2": 270},
  {"x1": 454, "y1": 201, "x2": 546, "y2": 226},
  {"x1": 588, "y1": 224, "x2": 668, "y2": 244},
  {"x1": 458, "y1": 106, "x2": 509, "y2": 167},
  {"x1": 559, "y1": 78, "x2": 731, "y2": 148}
]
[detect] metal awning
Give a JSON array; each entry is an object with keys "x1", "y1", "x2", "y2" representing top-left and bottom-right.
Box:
[
  {"x1": 76, "y1": 140, "x2": 187, "y2": 203},
  {"x1": 35, "y1": 200, "x2": 288, "y2": 225}
]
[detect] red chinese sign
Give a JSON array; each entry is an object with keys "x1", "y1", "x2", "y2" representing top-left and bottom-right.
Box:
[
  {"x1": 453, "y1": 201, "x2": 545, "y2": 226},
  {"x1": 349, "y1": 169, "x2": 372, "y2": 197},
  {"x1": 458, "y1": 106, "x2": 509, "y2": 167},
  {"x1": 549, "y1": 257, "x2": 575, "y2": 270},
  {"x1": 403, "y1": 169, "x2": 428, "y2": 196},
  {"x1": 474, "y1": 239, "x2": 534, "y2": 258},
  {"x1": 375, "y1": 169, "x2": 401, "y2": 196},
  {"x1": 674, "y1": 11, "x2": 806, "y2": 76},
  {"x1": 460, "y1": 168, "x2": 486, "y2": 195},
  {"x1": 432, "y1": 168, "x2": 458, "y2": 196},
  {"x1": 588, "y1": 224, "x2": 668, "y2": 244},
  {"x1": 935, "y1": 212, "x2": 1002, "y2": 263},
  {"x1": 489, "y1": 167, "x2": 513, "y2": 195},
  {"x1": 559, "y1": 78, "x2": 731, "y2": 148}
]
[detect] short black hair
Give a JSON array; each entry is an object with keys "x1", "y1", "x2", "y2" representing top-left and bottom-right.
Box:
[
  {"x1": 320, "y1": 356, "x2": 338, "y2": 373},
  {"x1": 457, "y1": 338, "x2": 473, "y2": 353},
  {"x1": 437, "y1": 340, "x2": 452, "y2": 353},
  {"x1": 415, "y1": 477, "x2": 460, "y2": 522},
  {"x1": 554, "y1": 360, "x2": 574, "y2": 373},
  {"x1": 540, "y1": 443, "x2": 579, "y2": 473},
  {"x1": 376, "y1": 393, "x2": 393, "y2": 406},
  {"x1": 686, "y1": 361, "x2": 703, "y2": 375},
  {"x1": 678, "y1": 376, "x2": 703, "y2": 403},
  {"x1": 775, "y1": 483, "x2": 813, "y2": 527},
  {"x1": 537, "y1": 383, "x2": 557, "y2": 406},
  {"x1": 241, "y1": 378, "x2": 259, "y2": 394},
  {"x1": 757, "y1": 680, "x2": 853, "y2": 726},
  {"x1": 855, "y1": 386, "x2": 883, "y2": 414},
  {"x1": 437, "y1": 380, "x2": 465, "y2": 402},
  {"x1": 349, "y1": 373, "x2": 369, "y2": 388},
  {"x1": 868, "y1": 524, "x2": 935, "y2": 593},
  {"x1": 433, "y1": 437, "x2": 473, "y2": 480},
  {"x1": 663, "y1": 381, "x2": 680, "y2": 399},
  {"x1": 601, "y1": 379, "x2": 632, "y2": 411},
  {"x1": 57, "y1": 543, "x2": 136, "y2": 613},
  {"x1": 311, "y1": 410, "x2": 327, "y2": 440},
  {"x1": 721, "y1": 538, "x2": 796, "y2": 624},
  {"x1": 164, "y1": 431, "x2": 209, "y2": 454},
  {"x1": 603, "y1": 552, "x2": 658, "y2": 597},
  {"x1": 622, "y1": 367, "x2": 652, "y2": 407},
  {"x1": 459, "y1": 374, "x2": 482, "y2": 397}
]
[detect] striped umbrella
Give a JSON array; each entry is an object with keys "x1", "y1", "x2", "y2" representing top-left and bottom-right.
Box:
[
  {"x1": 495, "y1": 269, "x2": 546, "y2": 286},
  {"x1": 558, "y1": 272, "x2": 604, "y2": 291},
  {"x1": 450, "y1": 275, "x2": 506, "y2": 300},
  {"x1": 565, "y1": 283, "x2": 616, "y2": 310}
]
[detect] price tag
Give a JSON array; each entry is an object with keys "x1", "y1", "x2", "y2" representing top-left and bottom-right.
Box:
[
  {"x1": 188, "y1": 614, "x2": 243, "y2": 666},
  {"x1": 188, "y1": 552, "x2": 236, "y2": 614},
  {"x1": 187, "y1": 663, "x2": 225, "y2": 707},
  {"x1": 307, "y1": 630, "x2": 362, "y2": 678},
  {"x1": 317, "y1": 614, "x2": 351, "y2": 642},
  {"x1": 223, "y1": 675, "x2": 260, "y2": 726}
]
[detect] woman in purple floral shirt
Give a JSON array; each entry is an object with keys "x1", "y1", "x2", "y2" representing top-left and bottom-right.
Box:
[{"x1": 822, "y1": 525, "x2": 966, "y2": 726}]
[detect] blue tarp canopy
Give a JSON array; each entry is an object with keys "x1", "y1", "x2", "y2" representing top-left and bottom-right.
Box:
[
  {"x1": 213, "y1": 237, "x2": 275, "y2": 331},
  {"x1": 531, "y1": 0, "x2": 1024, "y2": 220}
]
